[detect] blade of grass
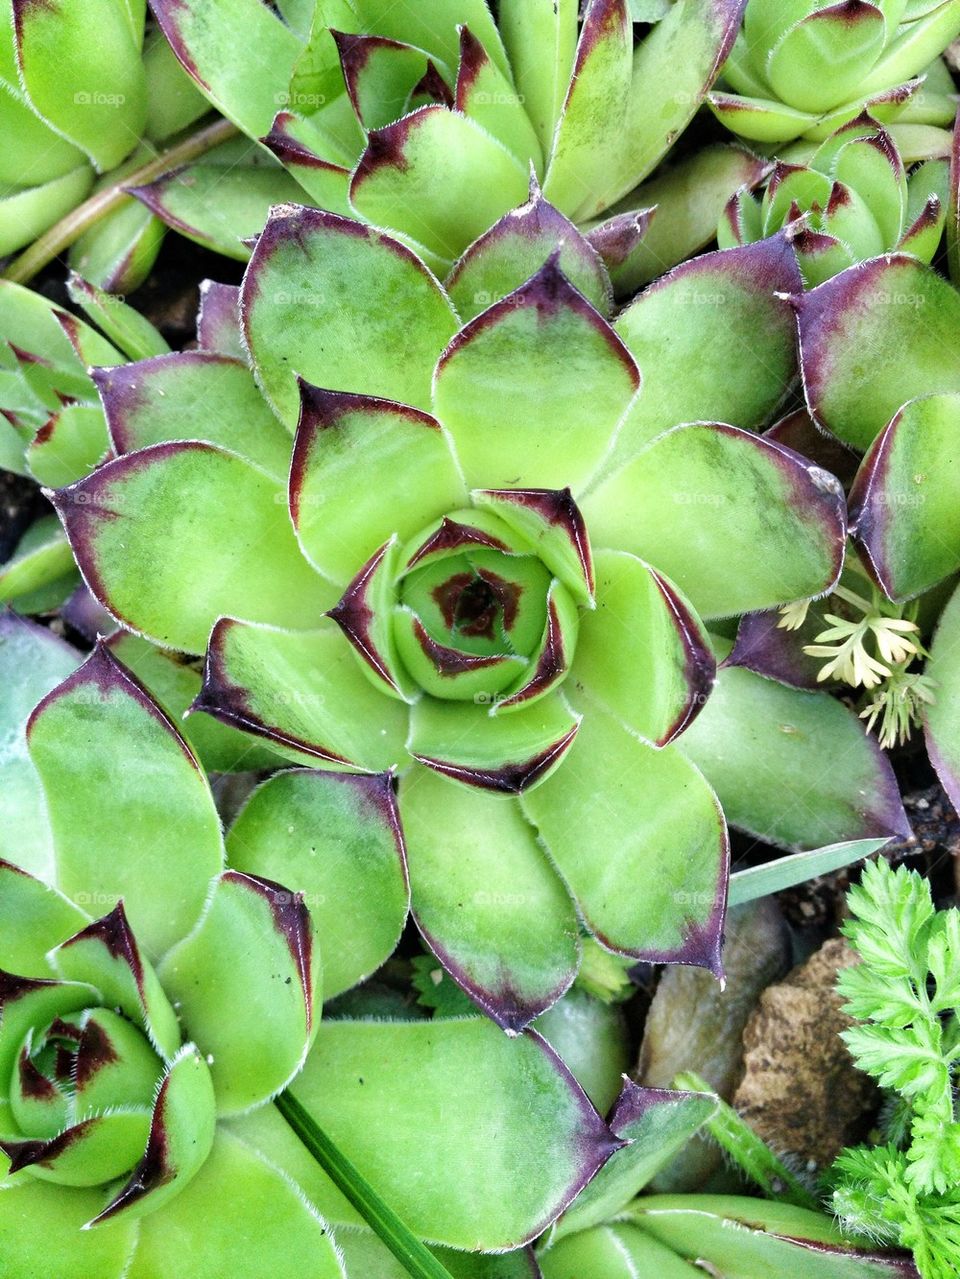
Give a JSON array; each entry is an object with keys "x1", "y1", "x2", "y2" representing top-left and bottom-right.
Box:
[
  {"x1": 728, "y1": 838, "x2": 890, "y2": 908},
  {"x1": 275, "y1": 1090, "x2": 456, "y2": 1279}
]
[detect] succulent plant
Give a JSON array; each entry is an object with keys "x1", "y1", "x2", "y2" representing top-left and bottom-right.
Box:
[
  {"x1": 719, "y1": 112, "x2": 948, "y2": 285},
  {"x1": 43, "y1": 198, "x2": 872, "y2": 1028},
  {"x1": 709, "y1": 0, "x2": 960, "y2": 146},
  {"x1": 0, "y1": 610, "x2": 635, "y2": 1273},
  {"x1": 150, "y1": 0, "x2": 749, "y2": 283}
]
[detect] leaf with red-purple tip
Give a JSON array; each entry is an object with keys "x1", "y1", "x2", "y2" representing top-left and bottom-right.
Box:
[
  {"x1": 434, "y1": 256, "x2": 640, "y2": 492},
  {"x1": 0, "y1": 861, "x2": 87, "y2": 979},
  {"x1": 26, "y1": 644, "x2": 224, "y2": 959},
  {"x1": 51, "y1": 441, "x2": 334, "y2": 654},
  {"x1": 293, "y1": 1017, "x2": 621, "y2": 1249},
  {"x1": 609, "y1": 233, "x2": 802, "y2": 461},
  {"x1": 333, "y1": 30, "x2": 439, "y2": 131},
  {"x1": 241, "y1": 206, "x2": 458, "y2": 426},
  {"x1": 350, "y1": 106, "x2": 530, "y2": 265},
  {"x1": 409, "y1": 693, "x2": 580, "y2": 794},
  {"x1": 797, "y1": 255, "x2": 960, "y2": 452},
  {"x1": 260, "y1": 112, "x2": 352, "y2": 214},
  {"x1": 93, "y1": 353, "x2": 292, "y2": 479},
  {"x1": 455, "y1": 25, "x2": 542, "y2": 171},
  {"x1": 195, "y1": 618, "x2": 409, "y2": 773},
  {"x1": 51, "y1": 903, "x2": 181, "y2": 1060},
  {"x1": 226, "y1": 769, "x2": 409, "y2": 1000},
  {"x1": 556, "y1": 1080, "x2": 718, "y2": 1238},
  {"x1": 399, "y1": 765, "x2": 579, "y2": 1032},
  {"x1": 572, "y1": 551, "x2": 716, "y2": 746},
  {"x1": 584, "y1": 423, "x2": 847, "y2": 620},
  {"x1": 445, "y1": 180, "x2": 612, "y2": 321},
  {"x1": 89, "y1": 1044, "x2": 216, "y2": 1227},
  {"x1": 678, "y1": 663, "x2": 911, "y2": 852},
  {"x1": 159, "y1": 871, "x2": 319, "y2": 1114},
  {"x1": 195, "y1": 281, "x2": 245, "y2": 359},
  {"x1": 521, "y1": 704, "x2": 728, "y2": 972},
  {"x1": 472, "y1": 488, "x2": 595, "y2": 608},
  {"x1": 0, "y1": 973, "x2": 98, "y2": 1100},
  {"x1": 849, "y1": 393, "x2": 960, "y2": 600},
  {"x1": 291, "y1": 384, "x2": 466, "y2": 586},
  {"x1": 726, "y1": 609, "x2": 826, "y2": 690},
  {"x1": 328, "y1": 540, "x2": 419, "y2": 702},
  {"x1": 923, "y1": 580, "x2": 960, "y2": 814}
]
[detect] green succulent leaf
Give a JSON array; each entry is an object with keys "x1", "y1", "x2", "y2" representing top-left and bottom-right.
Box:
[
  {"x1": 0, "y1": 165, "x2": 94, "y2": 259},
  {"x1": 797, "y1": 254, "x2": 960, "y2": 451},
  {"x1": 434, "y1": 256, "x2": 640, "y2": 492},
  {"x1": 584, "y1": 423, "x2": 847, "y2": 619},
  {"x1": 850, "y1": 392, "x2": 960, "y2": 600},
  {"x1": 93, "y1": 353, "x2": 293, "y2": 480},
  {"x1": 541, "y1": 1224, "x2": 704, "y2": 1278},
  {"x1": 151, "y1": 0, "x2": 302, "y2": 138},
  {"x1": 68, "y1": 199, "x2": 166, "y2": 296},
  {"x1": 242, "y1": 206, "x2": 458, "y2": 425},
  {"x1": 66, "y1": 274, "x2": 169, "y2": 362},
  {"x1": 556, "y1": 1080, "x2": 719, "y2": 1239},
  {"x1": 534, "y1": 986, "x2": 629, "y2": 1115},
  {"x1": 196, "y1": 618, "x2": 409, "y2": 772},
  {"x1": 14, "y1": 0, "x2": 147, "y2": 172},
  {"x1": 521, "y1": 704, "x2": 727, "y2": 969},
  {"x1": 678, "y1": 663, "x2": 911, "y2": 850},
  {"x1": 26, "y1": 643, "x2": 224, "y2": 957},
  {"x1": 160, "y1": 871, "x2": 319, "y2": 1114},
  {"x1": 52, "y1": 442, "x2": 334, "y2": 653},
  {"x1": 292, "y1": 1017, "x2": 619, "y2": 1250},
  {"x1": 399, "y1": 764, "x2": 580, "y2": 1031},
  {"x1": 195, "y1": 281, "x2": 245, "y2": 359},
  {"x1": 51, "y1": 903, "x2": 181, "y2": 1060},
  {"x1": 226, "y1": 770, "x2": 409, "y2": 1000},
  {"x1": 924, "y1": 579, "x2": 960, "y2": 813},
  {"x1": 0, "y1": 861, "x2": 87, "y2": 978},
  {"x1": 0, "y1": 1178, "x2": 137, "y2": 1279},
  {"x1": 0, "y1": 516, "x2": 77, "y2": 610},
  {"x1": 261, "y1": 111, "x2": 353, "y2": 213},
  {"x1": 455, "y1": 27, "x2": 543, "y2": 172},
  {"x1": 444, "y1": 180, "x2": 611, "y2": 322},
  {"x1": 292, "y1": 385, "x2": 466, "y2": 585},
  {"x1": 498, "y1": 0, "x2": 578, "y2": 155},
  {"x1": 25, "y1": 405, "x2": 110, "y2": 489},
  {"x1": 0, "y1": 612, "x2": 79, "y2": 879},
  {"x1": 572, "y1": 550, "x2": 715, "y2": 745},
  {"x1": 608, "y1": 234, "x2": 802, "y2": 459},
  {"x1": 125, "y1": 1128, "x2": 345, "y2": 1278}
]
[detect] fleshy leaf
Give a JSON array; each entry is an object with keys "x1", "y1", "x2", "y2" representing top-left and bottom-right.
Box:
[
  {"x1": 92, "y1": 1044, "x2": 216, "y2": 1226},
  {"x1": 433, "y1": 257, "x2": 640, "y2": 491},
  {"x1": 455, "y1": 26, "x2": 542, "y2": 170},
  {"x1": 0, "y1": 612, "x2": 79, "y2": 879},
  {"x1": 330, "y1": 540, "x2": 420, "y2": 702},
  {"x1": 14, "y1": 0, "x2": 147, "y2": 171},
  {"x1": 542, "y1": 1224, "x2": 702, "y2": 1278},
  {"x1": 196, "y1": 618, "x2": 409, "y2": 772},
  {"x1": 350, "y1": 106, "x2": 530, "y2": 265},
  {"x1": 849, "y1": 393, "x2": 960, "y2": 600},
  {"x1": 242, "y1": 206, "x2": 458, "y2": 425},
  {"x1": 292, "y1": 385, "x2": 466, "y2": 585},
  {"x1": 260, "y1": 111, "x2": 352, "y2": 214},
  {"x1": 399, "y1": 765, "x2": 579, "y2": 1032},
  {"x1": 677, "y1": 664, "x2": 910, "y2": 852},
  {"x1": 0, "y1": 861, "x2": 87, "y2": 978},
  {"x1": 0, "y1": 973, "x2": 98, "y2": 1101},
  {"x1": 542, "y1": 0, "x2": 632, "y2": 220},
  {"x1": 409, "y1": 694, "x2": 580, "y2": 794},
  {"x1": 556, "y1": 1081, "x2": 719, "y2": 1239},
  {"x1": 472, "y1": 488, "x2": 594, "y2": 608},
  {"x1": 445, "y1": 182, "x2": 611, "y2": 322},
  {"x1": 0, "y1": 1179, "x2": 136, "y2": 1278},
  {"x1": 521, "y1": 705, "x2": 727, "y2": 970},
  {"x1": 293, "y1": 1017, "x2": 619, "y2": 1249},
  {"x1": 125, "y1": 1129, "x2": 344, "y2": 1278},
  {"x1": 583, "y1": 423, "x2": 846, "y2": 619},
  {"x1": 797, "y1": 254, "x2": 960, "y2": 451},
  {"x1": 334, "y1": 30, "x2": 438, "y2": 132},
  {"x1": 0, "y1": 517, "x2": 76, "y2": 609},
  {"x1": 924, "y1": 580, "x2": 960, "y2": 812},
  {"x1": 226, "y1": 770, "x2": 408, "y2": 1000},
  {"x1": 25, "y1": 405, "x2": 110, "y2": 489},
  {"x1": 609, "y1": 234, "x2": 802, "y2": 460},
  {"x1": 66, "y1": 274, "x2": 170, "y2": 363},
  {"x1": 26, "y1": 644, "x2": 224, "y2": 958},
  {"x1": 572, "y1": 550, "x2": 715, "y2": 745},
  {"x1": 160, "y1": 871, "x2": 319, "y2": 1113},
  {"x1": 151, "y1": 0, "x2": 302, "y2": 138},
  {"x1": 195, "y1": 281, "x2": 245, "y2": 359},
  {"x1": 499, "y1": 0, "x2": 578, "y2": 155},
  {"x1": 52, "y1": 903, "x2": 181, "y2": 1061},
  {"x1": 93, "y1": 353, "x2": 293, "y2": 480},
  {"x1": 51, "y1": 442, "x2": 334, "y2": 654}
]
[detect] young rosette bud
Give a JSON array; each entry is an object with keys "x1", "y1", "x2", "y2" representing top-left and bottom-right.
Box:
[
  {"x1": 52, "y1": 203, "x2": 849, "y2": 1032},
  {"x1": 719, "y1": 114, "x2": 948, "y2": 285},
  {"x1": 709, "y1": 0, "x2": 960, "y2": 145}
]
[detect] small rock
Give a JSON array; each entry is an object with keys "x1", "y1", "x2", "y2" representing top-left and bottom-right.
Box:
[{"x1": 732, "y1": 937, "x2": 878, "y2": 1171}]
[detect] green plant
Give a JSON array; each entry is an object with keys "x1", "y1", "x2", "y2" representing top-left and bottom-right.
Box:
[
  {"x1": 709, "y1": 0, "x2": 960, "y2": 146},
  {"x1": 828, "y1": 859, "x2": 960, "y2": 1278},
  {"x1": 0, "y1": 611, "x2": 630, "y2": 1275},
  {"x1": 719, "y1": 112, "x2": 948, "y2": 285},
  {"x1": 149, "y1": 0, "x2": 751, "y2": 287}
]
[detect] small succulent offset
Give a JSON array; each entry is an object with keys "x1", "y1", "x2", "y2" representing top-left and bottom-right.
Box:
[
  {"x1": 719, "y1": 113, "x2": 948, "y2": 286},
  {"x1": 151, "y1": 0, "x2": 748, "y2": 280},
  {"x1": 0, "y1": 613, "x2": 627, "y2": 1274},
  {"x1": 50, "y1": 198, "x2": 861, "y2": 1027},
  {"x1": 831, "y1": 859, "x2": 960, "y2": 1279},
  {"x1": 709, "y1": 0, "x2": 960, "y2": 145}
]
